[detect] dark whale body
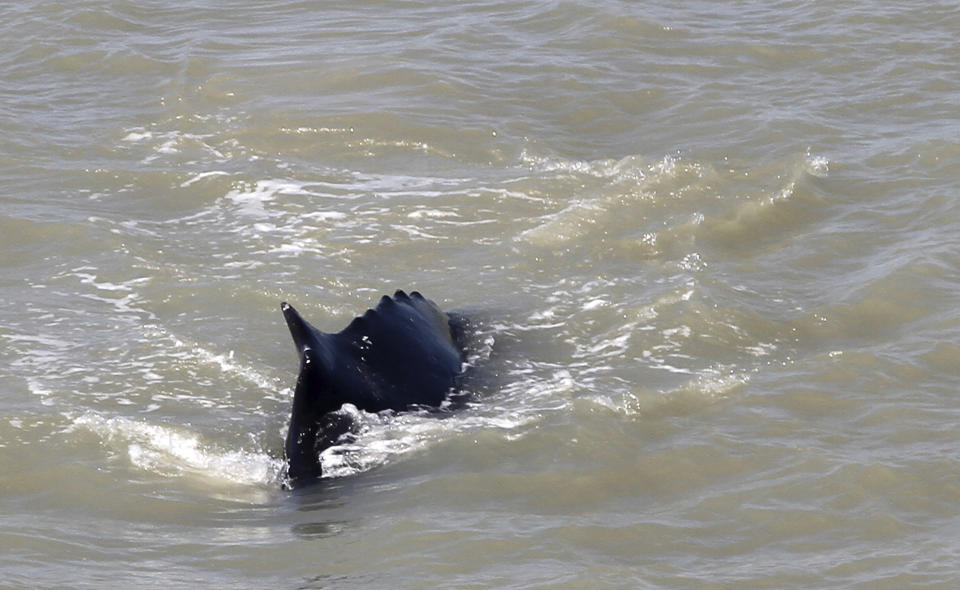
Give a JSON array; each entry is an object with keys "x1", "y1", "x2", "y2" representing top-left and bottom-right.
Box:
[{"x1": 281, "y1": 290, "x2": 465, "y2": 483}]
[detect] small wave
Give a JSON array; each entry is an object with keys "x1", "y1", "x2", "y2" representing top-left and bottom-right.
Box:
[
  {"x1": 314, "y1": 402, "x2": 537, "y2": 479},
  {"x1": 180, "y1": 170, "x2": 231, "y2": 188},
  {"x1": 118, "y1": 115, "x2": 240, "y2": 165},
  {"x1": 122, "y1": 129, "x2": 153, "y2": 142},
  {"x1": 71, "y1": 412, "x2": 285, "y2": 486},
  {"x1": 224, "y1": 179, "x2": 307, "y2": 218},
  {"x1": 518, "y1": 150, "x2": 678, "y2": 184},
  {"x1": 588, "y1": 366, "x2": 750, "y2": 417},
  {"x1": 123, "y1": 128, "x2": 228, "y2": 165},
  {"x1": 517, "y1": 150, "x2": 830, "y2": 263},
  {"x1": 516, "y1": 152, "x2": 700, "y2": 248},
  {"x1": 161, "y1": 328, "x2": 286, "y2": 396},
  {"x1": 804, "y1": 149, "x2": 830, "y2": 177},
  {"x1": 653, "y1": 151, "x2": 832, "y2": 259}
]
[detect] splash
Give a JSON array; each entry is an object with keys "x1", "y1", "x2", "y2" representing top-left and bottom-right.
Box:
[
  {"x1": 317, "y1": 401, "x2": 538, "y2": 479},
  {"x1": 224, "y1": 179, "x2": 306, "y2": 218},
  {"x1": 804, "y1": 149, "x2": 830, "y2": 177},
  {"x1": 71, "y1": 412, "x2": 285, "y2": 486}
]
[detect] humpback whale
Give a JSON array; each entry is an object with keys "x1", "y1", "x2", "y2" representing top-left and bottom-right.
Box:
[{"x1": 281, "y1": 290, "x2": 466, "y2": 483}]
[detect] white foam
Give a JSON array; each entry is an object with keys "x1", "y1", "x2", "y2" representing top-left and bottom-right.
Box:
[
  {"x1": 805, "y1": 150, "x2": 830, "y2": 177},
  {"x1": 641, "y1": 350, "x2": 696, "y2": 375},
  {"x1": 394, "y1": 225, "x2": 443, "y2": 240},
  {"x1": 25, "y1": 376, "x2": 54, "y2": 397},
  {"x1": 316, "y1": 399, "x2": 539, "y2": 479},
  {"x1": 407, "y1": 209, "x2": 459, "y2": 219},
  {"x1": 585, "y1": 332, "x2": 632, "y2": 357},
  {"x1": 162, "y1": 330, "x2": 284, "y2": 395},
  {"x1": 745, "y1": 342, "x2": 778, "y2": 357},
  {"x1": 181, "y1": 170, "x2": 230, "y2": 188},
  {"x1": 73, "y1": 272, "x2": 149, "y2": 293},
  {"x1": 684, "y1": 369, "x2": 750, "y2": 399},
  {"x1": 302, "y1": 211, "x2": 349, "y2": 222},
  {"x1": 519, "y1": 150, "x2": 681, "y2": 184},
  {"x1": 72, "y1": 412, "x2": 284, "y2": 486},
  {"x1": 581, "y1": 298, "x2": 609, "y2": 311},
  {"x1": 590, "y1": 366, "x2": 749, "y2": 417},
  {"x1": 122, "y1": 130, "x2": 153, "y2": 142},
  {"x1": 156, "y1": 138, "x2": 179, "y2": 155},
  {"x1": 224, "y1": 179, "x2": 305, "y2": 218}
]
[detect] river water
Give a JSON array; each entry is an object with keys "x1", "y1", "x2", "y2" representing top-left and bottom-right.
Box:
[{"x1": 2, "y1": 1, "x2": 960, "y2": 588}]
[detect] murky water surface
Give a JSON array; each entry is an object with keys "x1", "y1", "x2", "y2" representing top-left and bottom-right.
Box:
[{"x1": 2, "y1": 2, "x2": 960, "y2": 588}]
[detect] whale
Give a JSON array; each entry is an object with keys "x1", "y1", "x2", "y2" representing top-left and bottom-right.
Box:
[{"x1": 280, "y1": 290, "x2": 466, "y2": 483}]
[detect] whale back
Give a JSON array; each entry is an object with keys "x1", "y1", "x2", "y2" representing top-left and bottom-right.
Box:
[{"x1": 281, "y1": 290, "x2": 464, "y2": 482}]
